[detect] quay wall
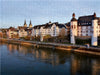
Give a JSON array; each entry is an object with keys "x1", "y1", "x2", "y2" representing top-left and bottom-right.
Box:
[{"x1": 0, "y1": 38, "x2": 100, "y2": 56}]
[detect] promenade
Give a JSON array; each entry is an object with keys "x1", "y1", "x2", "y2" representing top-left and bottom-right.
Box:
[{"x1": 0, "y1": 38, "x2": 100, "y2": 56}]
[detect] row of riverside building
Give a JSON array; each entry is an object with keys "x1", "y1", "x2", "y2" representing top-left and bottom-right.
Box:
[{"x1": 0, "y1": 13, "x2": 100, "y2": 46}]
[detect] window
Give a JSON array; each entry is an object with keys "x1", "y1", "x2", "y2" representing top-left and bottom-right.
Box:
[
  {"x1": 53, "y1": 27, "x2": 56, "y2": 35},
  {"x1": 81, "y1": 34, "x2": 82, "y2": 36},
  {"x1": 86, "y1": 26, "x2": 88, "y2": 29}
]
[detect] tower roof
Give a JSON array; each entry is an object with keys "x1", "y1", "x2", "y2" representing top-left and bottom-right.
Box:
[
  {"x1": 71, "y1": 13, "x2": 77, "y2": 21},
  {"x1": 71, "y1": 18, "x2": 77, "y2": 21},
  {"x1": 93, "y1": 12, "x2": 96, "y2": 17},
  {"x1": 93, "y1": 12, "x2": 98, "y2": 20},
  {"x1": 24, "y1": 20, "x2": 27, "y2": 27},
  {"x1": 29, "y1": 20, "x2": 32, "y2": 25},
  {"x1": 72, "y1": 13, "x2": 75, "y2": 18},
  {"x1": 24, "y1": 20, "x2": 27, "y2": 25},
  {"x1": 29, "y1": 20, "x2": 32, "y2": 28}
]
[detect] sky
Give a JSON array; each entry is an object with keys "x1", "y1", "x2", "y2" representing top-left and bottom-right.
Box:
[{"x1": 0, "y1": 0, "x2": 100, "y2": 28}]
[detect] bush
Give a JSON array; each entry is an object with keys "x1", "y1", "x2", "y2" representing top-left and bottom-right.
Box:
[
  {"x1": 43, "y1": 35, "x2": 70, "y2": 43},
  {"x1": 43, "y1": 35, "x2": 52, "y2": 42},
  {"x1": 0, "y1": 32, "x2": 3, "y2": 38},
  {"x1": 3, "y1": 34, "x2": 7, "y2": 38},
  {"x1": 32, "y1": 36, "x2": 40, "y2": 41},
  {"x1": 24, "y1": 36, "x2": 31, "y2": 40},
  {"x1": 76, "y1": 38, "x2": 91, "y2": 45}
]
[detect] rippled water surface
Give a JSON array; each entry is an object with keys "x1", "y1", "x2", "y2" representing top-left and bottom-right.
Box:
[{"x1": 0, "y1": 43, "x2": 100, "y2": 75}]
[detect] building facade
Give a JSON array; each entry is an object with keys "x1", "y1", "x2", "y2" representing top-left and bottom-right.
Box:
[
  {"x1": 31, "y1": 22, "x2": 67, "y2": 37},
  {"x1": 69, "y1": 13, "x2": 100, "y2": 46},
  {"x1": 7, "y1": 27, "x2": 18, "y2": 38},
  {"x1": 2, "y1": 13, "x2": 100, "y2": 46},
  {"x1": 69, "y1": 13, "x2": 100, "y2": 37},
  {"x1": 18, "y1": 20, "x2": 32, "y2": 38}
]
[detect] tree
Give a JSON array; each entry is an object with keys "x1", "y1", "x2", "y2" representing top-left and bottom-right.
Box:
[
  {"x1": 24, "y1": 36, "x2": 31, "y2": 40},
  {"x1": 34, "y1": 35, "x2": 40, "y2": 41},
  {"x1": 59, "y1": 28, "x2": 66, "y2": 39},
  {"x1": 43, "y1": 35, "x2": 52, "y2": 42},
  {"x1": 0, "y1": 32, "x2": 3, "y2": 38},
  {"x1": 44, "y1": 35, "x2": 51, "y2": 39}
]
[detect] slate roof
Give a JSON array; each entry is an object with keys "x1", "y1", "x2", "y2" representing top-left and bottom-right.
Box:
[
  {"x1": 33, "y1": 25, "x2": 45, "y2": 29},
  {"x1": 71, "y1": 17, "x2": 77, "y2": 21},
  {"x1": 18, "y1": 26, "x2": 27, "y2": 30},
  {"x1": 8, "y1": 27, "x2": 18, "y2": 32},
  {"x1": 78, "y1": 15, "x2": 93, "y2": 26},
  {"x1": 78, "y1": 15, "x2": 100, "y2": 26},
  {"x1": 55, "y1": 23, "x2": 66, "y2": 28},
  {"x1": 33, "y1": 22, "x2": 66, "y2": 29},
  {"x1": 25, "y1": 28, "x2": 32, "y2": 31},
  {"x1": 65, "y1": 22, "x2": 70, "y2": 27},
  {"x1": 65, "y1": 14, "x2": 100, "y2": 27}
]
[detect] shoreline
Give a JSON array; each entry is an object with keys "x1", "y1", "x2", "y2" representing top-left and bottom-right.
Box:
[{"x1": 0, "y1": 38, "x2": 100, "y2": 56}]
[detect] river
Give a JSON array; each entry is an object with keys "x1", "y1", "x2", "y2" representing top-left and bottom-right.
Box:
[{"x1": 0, "y1": 43, "x2": 100, "y2": 75}]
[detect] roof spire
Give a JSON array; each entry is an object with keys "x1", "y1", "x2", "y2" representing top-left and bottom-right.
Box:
[
  {"x1": 72, "y1": 13, "x2": 75, "y2": 18},
  {"x1": 93, "y1": 12, "x2": 96, "y2": 17},
  {"x1": 24, "y1": 20, "x2": 26, "y2": 25},
  {"x1": 24, "y1": 20, "x2": 27, "y2": 27},
  {"x1": 49, "y1": 21, "x2": 52, "y2": 24},
  {"x1": 49, "y1": 21, "x2": 51, "y2": 23},
  {"x1": 29, "y1": 20, "x2": 32, "y2": 25},
  {"x1": 29, "y1": 20, "x2": 32, "y2": 28},
  {"x1": 71, "y1": 13, "x2": 77, "y2": 21}
]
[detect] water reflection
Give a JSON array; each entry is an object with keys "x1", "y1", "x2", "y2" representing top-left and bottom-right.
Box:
[
  {"x1": 6, "y1": 43, "x2": 69, "y2": 66},
  {"x1": 1, "y1": 43, "x2": 100, "y2": 75}
]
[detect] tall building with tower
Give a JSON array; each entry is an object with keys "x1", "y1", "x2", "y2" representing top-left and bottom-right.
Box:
[
  {"x1": 69, "y1": 13, "x2": 100, "y2": 46},
  {"x1": 17, "y1": 20, "x2": 33, "y2": 38},
  {"x1": 29, "y1": 20, "x2": 32, "y2": 28},
  {"x1": 24, "y1": 20, "x2": 27, "y2": 27},
  {"x1": 70, "y1": 13, "x2": 78, "y2": 44}
]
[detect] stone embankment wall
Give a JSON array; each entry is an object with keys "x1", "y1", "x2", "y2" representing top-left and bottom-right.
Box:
[{"x1": 0, "y1": 38, "x2": 100, "y2": 56}]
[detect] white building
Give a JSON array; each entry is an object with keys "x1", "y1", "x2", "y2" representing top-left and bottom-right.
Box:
[
  {"x1": 69, "y1": 13, "x2": 100, "y2": 46},
  {"x1": 31, "y1": 22, "x2": 67, "y2": 37},
  {"x1": 7, "y1": 27, "x2": 18, "y2": 38},
  {"x1": 18, "y1": 28, "x2": 28, "y2": 38},
  {"x1": 18, "y1": 20, "x2": 32, "y2": 38}
]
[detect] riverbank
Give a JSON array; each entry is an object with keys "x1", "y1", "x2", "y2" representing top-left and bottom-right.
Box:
[{"x1": 0, "y1": 38, "x2": 100, "y2": 56}]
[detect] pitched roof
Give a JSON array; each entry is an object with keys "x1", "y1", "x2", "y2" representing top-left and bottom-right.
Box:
[
  {"x1": 33, "y1": 22, "x2": 66, "y2": 29},
  {"x1": 78, "y1": 15, "x2": 93, "y2": 23},
  {"x1": 78, "y1": 15, "x2": 99, "y2": 26},
  {"x1": 8, "y1": 27, "x2": 18, "y2": 32},
  {"x1": 33, "y1": 25, "x2": 45, "y2": 29},
  {"x1": 44, "y1": 22, "x2": 66, "y2": 29},
  {"x1": 71, "y1": 17, "x2": 77, "y2": 21},
  {"x1": 18, "y1": 26, "x2": 27, "y2": 30},
  {"x1": 56, "y1": 23, "x2": 66, "y2": 28},
  {"x1": 25, "y1": 28, "x2": 32, "y2": 31},
  {"x1": 65, "y1": 22, "x2": 70, "y2": 27}
]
